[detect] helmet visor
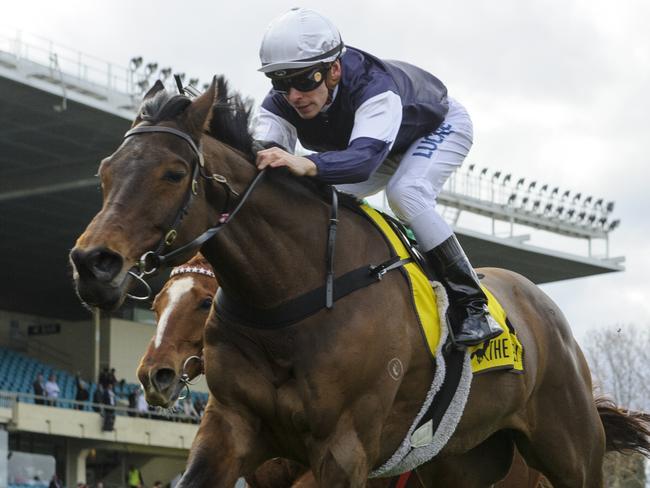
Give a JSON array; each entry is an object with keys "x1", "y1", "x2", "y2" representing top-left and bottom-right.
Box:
[{"x1": 267, "y1": 64, "x2": 329, "y2": 94}]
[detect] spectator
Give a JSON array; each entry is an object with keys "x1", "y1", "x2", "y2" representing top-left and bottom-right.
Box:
[
  {"x1": 127, "y1": 465, "x2": 144, "y2": 488},
  {"x1": 75, "y1": 374, "x2": 90, "y2": 410},
  {"x1": 152, "y1": 481, "x2": 163, "y2": 488},
  {"x1": 107, "y1": 368, "x2": 117, "y2": 388},
  {"x1": 49, "y1": 474, "x2": 63, "y2": 488},
  {"x1": 98, "y1": 366, "x2": 109, "y2": 389},
  {"x1": 95, "y1": 481, "x2": 104, "y2": 488},
  {"x1": 101, "y1": 383, "x2": 116, "y2": 431},
  {"x1": 44, "y1": 373, "x2": 60, "y2": 406},
  {"x1": 136, "y1": 388, "x2": 149, "y2": 418},
  {"x1": 33, "y1": 373, "x2": 45, "y2": 405},
  {"x1": 127, "y1": 386, "x2": 137, "y2": 417},
  {"x1": 92, "y1": 384, "x2": 104, "y2": 413}
]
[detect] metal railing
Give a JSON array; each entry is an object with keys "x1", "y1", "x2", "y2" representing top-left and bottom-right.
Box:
[
  {"x1": 442, "y1": 166, "x2": 619, "y2": 240},
  {"x1": 0, "y1": 390, "x2": 201, "y2": 423},
  {"x1": 377, "y1": 163, "x2": 622, "y2": 260},
  {"x1": 0, "y1": 30, "x2": 132, "y2": 94}
]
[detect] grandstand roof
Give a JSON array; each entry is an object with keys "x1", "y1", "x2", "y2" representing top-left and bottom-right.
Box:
[{"x1": 0, "y1": 51, "x2": 624, "y2": 321}]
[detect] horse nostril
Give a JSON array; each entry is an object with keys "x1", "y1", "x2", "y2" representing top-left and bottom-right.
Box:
[
  {"x1": 151, "y1": 368, "x2": 177, "y2": 392},
  {"x1": 71, "y1": 247, "x2": 123, "y2": 282}
]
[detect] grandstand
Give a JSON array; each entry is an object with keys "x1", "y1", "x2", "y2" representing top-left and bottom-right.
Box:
[
  {"x1": 0, "y1": 346, "x2": 207, "y2": 487},
  {"x1": 0, "y1": 347, "x2": 207, "y2": 411},
  {"x1": 0, "y1": 31, "x2": 624, "y2": 487}
]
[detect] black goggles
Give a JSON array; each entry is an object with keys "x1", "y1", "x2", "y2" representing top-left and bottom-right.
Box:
[{"x1": 267, "y1": 64, "x2": 329, "y2": 94}]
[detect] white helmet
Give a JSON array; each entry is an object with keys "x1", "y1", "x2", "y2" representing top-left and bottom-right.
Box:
[{"x1": 259, "y1": 8, "x2": 344, "y2": 74}]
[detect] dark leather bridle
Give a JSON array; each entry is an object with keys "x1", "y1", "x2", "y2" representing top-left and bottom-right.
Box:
[
  {"x1": 119, "y1": 80, "x2": 341, "y2": 310},
  {"x1": 122, "y1": 124, "x2": 267, "y2": 300}
]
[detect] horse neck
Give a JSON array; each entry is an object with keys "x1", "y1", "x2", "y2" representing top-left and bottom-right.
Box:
[{"x1": 199, "y1": 141, "x2": 342, "y2": 309}]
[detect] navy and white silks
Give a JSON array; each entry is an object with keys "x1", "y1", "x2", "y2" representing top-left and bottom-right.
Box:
[{"x1": 253, "y1": 46, "x2": 474, "y2": 250}]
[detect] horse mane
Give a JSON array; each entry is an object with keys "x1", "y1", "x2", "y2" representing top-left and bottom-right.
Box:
[
  {"x1": 207, "y1": 76, "x2": 255, "y2": 161},
  {"x1": 138, "y1": 77, "x2": 360, "y2": 208},
  {"x1": 136, "y1": 76, "x2": 255, "y2": 160},
  {"x1": 203, "y1": 77, "x2": 360, "y2": 208},
  {"x1": 138, "y1": 90, "x2": 192, "y2": 124}
]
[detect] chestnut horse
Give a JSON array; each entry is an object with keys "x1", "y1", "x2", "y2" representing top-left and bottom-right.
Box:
[
  {"x1": 136, "y1": 252, "x2": 547, "y2": 488},
  {"x1": 137, "y1": 253, "x2": 215, "y2": 407},
  {"x1": 71, "y1": 78, "x2": 650, "y2": 487}
]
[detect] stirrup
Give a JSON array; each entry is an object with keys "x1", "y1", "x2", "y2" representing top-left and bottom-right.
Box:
[{"x1": 455, "y1": 315, "x2": 502, "y2": 347}]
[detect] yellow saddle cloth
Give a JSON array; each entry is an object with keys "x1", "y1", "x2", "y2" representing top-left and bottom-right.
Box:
[{"x1": 361, "y1": 204, "x2": 523, "y2": 375}]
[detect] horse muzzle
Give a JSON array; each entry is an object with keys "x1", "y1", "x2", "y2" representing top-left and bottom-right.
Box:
[
  {"x1": 70, "y1": 246, "x2": 130, "y2": 309},
  {"x1": 141, "y1": 366, "x2": 184, "y2": 408}
]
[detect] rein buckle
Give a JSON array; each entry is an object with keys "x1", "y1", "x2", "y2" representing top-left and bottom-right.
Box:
[{"x1": 164, "y1": 229, "x2": 178, "y2": 246}]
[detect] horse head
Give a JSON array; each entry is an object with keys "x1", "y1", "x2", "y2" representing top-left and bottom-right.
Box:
[
  {"x1": 137, "y1": 253, "x2": 217, "y2": 407},
  {"x1": 69, "y1": 77, "x2": 255, "y2": 310}
]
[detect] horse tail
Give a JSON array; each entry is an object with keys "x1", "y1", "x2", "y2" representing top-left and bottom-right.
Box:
[{"x1": 596, "y1": 395, "x2": 650, "y2": 456}]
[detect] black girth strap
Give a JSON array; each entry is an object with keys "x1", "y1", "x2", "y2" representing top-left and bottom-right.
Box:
[{"x1": 216, "y1": 256, "x2": 412, "y2": 329}]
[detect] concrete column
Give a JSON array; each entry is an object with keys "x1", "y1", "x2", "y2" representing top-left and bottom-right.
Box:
[
  {"x1": 93, "y1": 309, "x2": 100, "y2": 381},
  {"x1": 0, "y1": 427, "x2": 7, "y2": 488},
  {"x1": 65, "y1": 444, "x2": 89, "y2": 487}
]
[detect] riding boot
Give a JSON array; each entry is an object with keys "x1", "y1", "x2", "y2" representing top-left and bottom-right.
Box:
[{"x1": 424, "y1": 235, "x2": 502, "y2": 347}]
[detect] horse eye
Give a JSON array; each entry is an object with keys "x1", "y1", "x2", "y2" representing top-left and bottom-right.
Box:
[
  {"x1": 200, "y1": 297, "x2": 213, "y2": 309},
  {"x1": 163, "y1": 170, "x2": 186, "y2": 183}
]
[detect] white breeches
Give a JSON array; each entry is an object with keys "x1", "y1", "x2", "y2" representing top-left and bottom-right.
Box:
[{"x1": 336, "y1": 97, "x2": 473, "y2": 251}]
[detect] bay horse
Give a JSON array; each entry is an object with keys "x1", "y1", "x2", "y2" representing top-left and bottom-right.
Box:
[
  {"x1": 136, "y1": 252, "x2": 547, "y2": 488},
  {"x1": 70, "y1": 77, "x2": 650, "y2": 487}
]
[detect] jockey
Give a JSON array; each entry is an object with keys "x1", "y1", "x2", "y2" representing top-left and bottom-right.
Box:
[{"x1": 253, "y1": 7, "x2": 501, "y2": 347}]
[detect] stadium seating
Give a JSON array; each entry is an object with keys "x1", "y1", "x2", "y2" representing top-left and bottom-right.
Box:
[
  {"x1": 0, "y1": 346, "x2": 208, "y2": 413},
  {"x1": 8, "y1": 484, "x2": 48, "y2": 488}
]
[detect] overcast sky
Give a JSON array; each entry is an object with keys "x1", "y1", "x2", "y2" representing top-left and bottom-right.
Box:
[{"x1": 3, "y1": 0, "x2": 649, "y2": 344}]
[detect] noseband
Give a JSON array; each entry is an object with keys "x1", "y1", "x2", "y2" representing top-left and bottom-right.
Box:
[{"x1": 122, "y1": 123, "x2": 266, "y2": 300}]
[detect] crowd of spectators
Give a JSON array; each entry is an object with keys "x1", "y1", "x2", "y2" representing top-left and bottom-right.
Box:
[
  {"x1": 98, "y1": 366, "x2": 117, "y2": 390},
  {"x1": 31, "y1": 366, "x2": 207, "y2": 425},
  {"x1": 24, "y1": 366, "x2": 203, "y2": 488}
]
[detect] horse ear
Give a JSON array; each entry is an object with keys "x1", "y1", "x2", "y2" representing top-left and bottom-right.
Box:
[
  {"x1": 131, "y1": 80, "x2": 166, "y2": 127},
  {"x1": 144, "y1": 80, "x2": 166, "y2": 100},
  {"x1": 183, "y1": 77, "x2": 217, "y2": 138}
]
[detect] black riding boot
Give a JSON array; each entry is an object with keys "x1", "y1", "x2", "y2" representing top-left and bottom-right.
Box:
[{"x1": 424, "y1": 235, "x2": 502, "y2": 347}]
